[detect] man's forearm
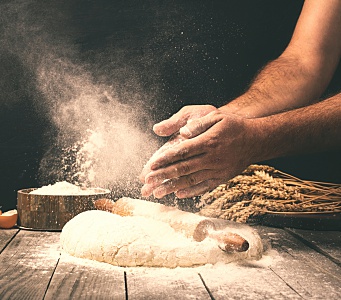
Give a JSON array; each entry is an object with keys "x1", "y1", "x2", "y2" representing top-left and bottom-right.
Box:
[
  {"x1": 220, "y1": 0, "x2": 341, "y2": 119},
  {"x1": 221, "y1": 53, "x2": 331, "y2": 118},
  {"x1": 251, "y1": 93, "x2": 341, "y2": 162}
]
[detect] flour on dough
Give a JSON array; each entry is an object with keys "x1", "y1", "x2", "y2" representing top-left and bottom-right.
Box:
[{"x1": 60, "y1": 210, "x2": 263, "y2": 268}]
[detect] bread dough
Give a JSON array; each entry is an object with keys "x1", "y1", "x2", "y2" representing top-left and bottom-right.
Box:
[{"x1": 60, "y1": 210, "x2": 263, "y2": 268}]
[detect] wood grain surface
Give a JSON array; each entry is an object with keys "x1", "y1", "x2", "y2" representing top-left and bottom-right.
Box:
[
  {"x1": 0, "y1": 229, "x2": 18, "y2": 252},
  {"x1": 1, "y1": 226, "x2": 340, "y2": 300},
  {"x1": 45, "y1": 255, "x2": 126, "y2": 300},
  {"x1": 286, "y1": 228, "x2": 341, "y2": 266},
  {"x1": 0, "y1": 231, "x2": 60, "y2": 300}
]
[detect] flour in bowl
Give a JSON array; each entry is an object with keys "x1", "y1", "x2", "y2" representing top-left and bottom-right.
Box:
[{"x1": 29, "y1": 181, "x2": 108, "y2": 195}]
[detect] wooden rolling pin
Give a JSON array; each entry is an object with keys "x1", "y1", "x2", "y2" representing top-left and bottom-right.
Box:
[{"x1": 94, "y1": 197, "x2": 249, "y2": 252}]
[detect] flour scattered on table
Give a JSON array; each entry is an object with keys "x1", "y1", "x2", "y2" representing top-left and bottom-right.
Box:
[
  {"x1": 29, "y1": 181, "x2": 108, "y2": 195},
  {"x1": 60, "y1": 209, "x2": 263, "y2": 268}
]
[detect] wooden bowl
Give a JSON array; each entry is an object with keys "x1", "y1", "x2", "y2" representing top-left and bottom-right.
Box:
[
  {"x1": 17, "y1": 188, "x2": 111, "y2": 231},
  {"x1": 0, "y1": 209, "x2": 18, "y2": 229}
]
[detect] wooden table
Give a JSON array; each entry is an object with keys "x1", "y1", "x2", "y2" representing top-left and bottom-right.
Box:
[{"x1": 1, "y1": 226, "x2": 340, "y2": 299}]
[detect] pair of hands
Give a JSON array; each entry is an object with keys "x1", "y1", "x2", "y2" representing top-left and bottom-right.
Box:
[{"x1": 139, "y1": 105, "x2": 260, "y2": 199}]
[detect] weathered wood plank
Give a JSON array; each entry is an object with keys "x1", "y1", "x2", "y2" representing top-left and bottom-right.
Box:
[
  {"x1": 126, "y1": 267, "x2": 211, "y2": 299},
  {"x1": 2, "y1": 227, "x2": 341, "y2": 300},
  {"x1": 45, "y1": 253, "x2": 126, "y2": 300},
  {"x1": 0, "y1": 228, "x2": 19, "y2": 252},
  {"x1": 286, "y1": 229, "x2": 341, "y2": 265},
  {"x1": 256, "y1": 226, "x2": 341, "y2": 299},
  {"x1": 200, "y1": 263, "x2": 302, "y2": 300},
  {"x1": 200, "y1": 226, "x2": 341, "y2": 299},
  {"x1": 199, "y1": 227, "x2": 303, "y2": 299},
  {"x1": 0, "y1": 230, "x2": 60, "y2": 300}
]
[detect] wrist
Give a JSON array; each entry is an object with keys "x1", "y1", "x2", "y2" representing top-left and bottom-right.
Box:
[
  {"x1": 220, "y1": 94, "x2": 268, "y2": 119},
  {"x1": 244, "y1": 117, "x2": 275, "y2": 164}
]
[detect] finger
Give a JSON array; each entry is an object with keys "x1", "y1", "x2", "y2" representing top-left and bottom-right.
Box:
[
  {"x1": 153, "y1": 111, "x2": 189, "y2": 137},
  {"x1": 140, "y1": 150, "x2": 165, "y2": 183},
  {"x1": 145, "y1": 154, "x2": 204, "y2": 186},
  {"x1": 139, "y1": 168, "x2": 149, "y2": 183},
  {"x1": 139, "y1": 133, "x2": 187, "y2": 182},
  {"x1": 141, "y1": 183, "x2": 154, "y2": 197},
  {"x1": 175, "y1": 179, "x2": 222, "y2": 198},
  {"x1": 151, "y1": 170, "x2": 216, "y2": 199},
  {"x1": 179, "y1": 111, "x2": 223, "y2": 138},
  {"x1": 150, "y1": 138, "x2": 205, "y2": 171},
  {"x1": 140, "y1": 158, "x2": 155, "y2": 183},
  {"x1": 153, "y1": 105, "x2": 218, "y2": 137}
]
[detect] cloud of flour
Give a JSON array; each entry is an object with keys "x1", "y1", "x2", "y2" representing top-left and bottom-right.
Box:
[
  {"x1": 0, "y1": 0, "x2": 160, "y2": 194},
  {"x1": 36, "y1": 57, "x2": 159, "y2": 190}
]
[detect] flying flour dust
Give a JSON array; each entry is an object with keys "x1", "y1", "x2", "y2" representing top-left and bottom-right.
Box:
[
  {"x1": 0, "y1": 1, "x2": 160, "y2": 193},
  {"x1": 34, "y1": 42, "x2": 160, "y2": 193}
]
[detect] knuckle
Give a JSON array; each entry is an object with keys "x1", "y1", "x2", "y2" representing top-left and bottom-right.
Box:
[
  {"x1": 194, "y1": 119, "x2": 205, "y2": 132},
  {"x1": 177, "y1": 147, "x2": 188, "y2": 160},
  {"x1": 185, "y1": 174, "x2": 197, "y2": 186},
  {"x1": 164, "y1": 178, "x2": 175, "y2": 188},
  {"x1": 180, "y1": 106, "x2": 192, "y2": 116},
  {"x1": 206, "y1": 136, "x2": 219, "y2": 149},
  {"x1": 178, "y1": 161, "x2": 191, "y2": 175}
]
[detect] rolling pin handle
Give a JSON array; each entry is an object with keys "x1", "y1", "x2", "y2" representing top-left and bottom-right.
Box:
[
  {"x1": 210, "y1": 231, "x2": 250, "y2": 252},
  {"x1": 93, "y1": 198, "x2": 115, "y2": 212},
  {"x1": 193, "y1": 219, "x2": 216, "y2": 242}
]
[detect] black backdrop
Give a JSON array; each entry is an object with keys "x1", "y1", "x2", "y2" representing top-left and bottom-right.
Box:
[{"x1": 0, "y1": 0, "x2": 340, "y2": 211}]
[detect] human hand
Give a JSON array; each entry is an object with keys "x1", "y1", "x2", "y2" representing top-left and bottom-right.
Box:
[
  {"x1": 141, "y1": 110, "x2": 262, "y2": 199},
  {"x1": 139, "y1": 105, "x2": 217, "y2": 182},
  {"x1": 139, "y1": 132, "x2": 187, "y2": 183}
]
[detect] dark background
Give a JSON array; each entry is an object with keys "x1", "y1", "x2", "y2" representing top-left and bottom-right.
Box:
[{"x1": 0, "y1": 0, "x2": 340, "y2": 211}]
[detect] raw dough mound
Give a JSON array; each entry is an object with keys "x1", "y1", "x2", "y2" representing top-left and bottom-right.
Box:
[{"x1": 60, "y1": 210, "x2": 262, "y2": 268}]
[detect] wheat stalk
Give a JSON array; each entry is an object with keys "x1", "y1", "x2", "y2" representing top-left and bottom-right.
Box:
[{"x1": 198, "y1": 164, "x2": 341, "y2": 223}]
